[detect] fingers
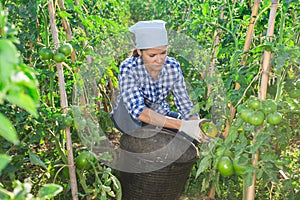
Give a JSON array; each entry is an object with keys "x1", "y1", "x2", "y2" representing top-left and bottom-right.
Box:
[{"x1": 198, "y1": 118, "x2": 211, "y2": 125}]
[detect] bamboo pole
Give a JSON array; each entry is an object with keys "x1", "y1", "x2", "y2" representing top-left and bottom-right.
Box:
[
  {"x1": 229, "y1": 0, "x2": 261, "y2": 124},
  {"x1": 47, "y1": 1, "x2": 78, "y2": 199},
  {"x1": 259, "y1": 0, "x2": 278, "y2": 99},
  {"x1": 206, "y1": 0, "x2": 262, "y2": 198},
  {"x1": 246, "y1": 1, "x2": 279, "y2": 200},
  {"x1": 241, "y1": 0, "x2": 261, "y2": 66}
]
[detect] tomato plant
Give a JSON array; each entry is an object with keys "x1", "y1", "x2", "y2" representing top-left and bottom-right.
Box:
[
  {"x1": 216, "y1": 149, "x2": 233, "y2": 159},
  {"x1": 84, "y1": 45, "x2": 94, "y2": 55}
]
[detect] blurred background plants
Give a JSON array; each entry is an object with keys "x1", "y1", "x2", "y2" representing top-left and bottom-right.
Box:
[{"x1": 0, "y1": 0, "x2": 299, "y2": 199}]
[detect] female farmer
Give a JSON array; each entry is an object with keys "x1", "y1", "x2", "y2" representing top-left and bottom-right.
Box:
[{"x1": 112, "y1": 20, "x2": 208, "y2": 143}]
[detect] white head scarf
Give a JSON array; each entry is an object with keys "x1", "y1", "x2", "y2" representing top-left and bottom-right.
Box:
[{"x1": 129, "y1": 20, "x2": 168, "y2": 49}]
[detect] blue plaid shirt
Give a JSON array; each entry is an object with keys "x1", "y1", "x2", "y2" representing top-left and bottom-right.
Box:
[{"x1": 114, "y1": 55, "x2": 197, "y2": 120}]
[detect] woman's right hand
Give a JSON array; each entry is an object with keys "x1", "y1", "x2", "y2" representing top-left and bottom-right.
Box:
[{"x1": 179, "y1": 119, "x2": 214, "y2": 143}]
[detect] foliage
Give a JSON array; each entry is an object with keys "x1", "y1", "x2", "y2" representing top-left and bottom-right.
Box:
[
  {"x1": 0, "y1": 3, "x2": 39, "y2": 145},
  {"x1": 1, "y1": 0, "x2": 127, "y2": 198},
  {"x1": 0, "y1": 3, "x2": 62, "y2": 199},
  {"x1": 0, "y1": 179, "x2": 63, "y2": 200},
  {"x1": 0, "y1": 0, "x2": 299, "y2": 199}
]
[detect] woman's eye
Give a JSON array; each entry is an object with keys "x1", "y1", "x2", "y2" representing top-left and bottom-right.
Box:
[{"x1": 149, "y1": 54, "x2": 155, "y2": 57}]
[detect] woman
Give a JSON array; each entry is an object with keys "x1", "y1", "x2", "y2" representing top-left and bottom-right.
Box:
[{"x1": 112, "y1": 20, "x2": 209, "y2": 143}]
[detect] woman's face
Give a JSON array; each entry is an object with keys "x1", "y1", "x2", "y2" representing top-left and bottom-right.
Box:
[{"x1": 138, "y1": 46, "x2": 167, "y2": 73}]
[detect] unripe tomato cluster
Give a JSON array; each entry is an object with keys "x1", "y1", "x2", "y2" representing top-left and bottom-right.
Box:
[
  {"x1": 217, "y1": 152, "x2": 250, "y2": 177},
  {"x1": 39, "y1": 43, "x2": 73, "y2": 63},
  {"x1": 237, "y1": 96, "x2": 282, "y2": 126}
]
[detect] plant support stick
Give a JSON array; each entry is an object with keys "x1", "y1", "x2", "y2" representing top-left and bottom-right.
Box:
[
  {"x1": 246, "y1": 1, "x2": 279, "y2": 200},
  {"x1": 47, "y1": 1, "x2": 79, "y2": 199}
]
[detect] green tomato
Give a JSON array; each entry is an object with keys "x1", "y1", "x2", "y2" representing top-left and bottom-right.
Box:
[
  {"x1": 58, "y1": 43, "x2": 72, "y2": 56},
  {"x1": 217, "y1": 156, "x2": 234, "y2": 177},
  {"x1": 248, "y1": 110, "x2": 265, "y2": 126},
  {"x1": 267, "y1": 112, "x2": 282, "y2": 125},
  {"x1": 240, "y1": 108, "x2": 253, "y2": 123},
  {"x1": 39, "y1": 48, "x2": 53, "y2": 60},
  {"x1": 261, "y1": 99, "x2": 277, "y2": 114},
  {"x1": 200, "y1": 121, "x2": 218, "y2": 137},
  {"x1": 75, "y1": 151, "x2": 96, "y2": 170},
  {"x1": 248, "y1": 97, "x2": 261, "y2": 110},
  {"x1": 53, "y1": 53, "x2": 65, "y2": 63}
]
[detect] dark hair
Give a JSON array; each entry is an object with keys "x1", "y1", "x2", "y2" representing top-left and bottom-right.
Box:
[{"x1": 132, "y1": 49, "x2": 145, "y2": 57}]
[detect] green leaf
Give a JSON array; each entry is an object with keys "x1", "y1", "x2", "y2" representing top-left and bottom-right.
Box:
[
  {"x1": 10, "y1": 69, "x2": 40, "y2": 104},
  {"x1": 0, "y1": 39, "x2": 19, "y2": 86},
  {"x1": 5, "y1": 90, "x2": 38, "y2": 118},
  {"x1": 251, "y1": 132, "x2": 270, "y2": 153},
  {"x1": 226, "y1": 126, "x2": 238, "y2": 143},
  {"x1": 0, "y1": 188, "x2": 11, "y2": 200},
  {"x1": 38, "y1": 184, "x2": 63, "y2": 199},
  {"x1": 29, "y1": 152, "x2": 47, "y2": 170},
  {"x1": 58, "y1": 11, "x2": 73, "y2": 19},
  {"x1": 196, "y1": 156, "x2": 212, "y2": 178},
  {"x1": 0, "y1": 112, "x2": 19, "y2": 145},
  {"x1": 0, "y1": 154, "x2": 11, "y2": 173},
  {"x1": 229, "y1": 50, "x2": 243, "y2": 69}
]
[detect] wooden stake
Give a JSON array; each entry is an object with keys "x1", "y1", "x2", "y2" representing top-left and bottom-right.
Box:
[
  {"x1": 246, "y1": 1, "x2": 279, "y2": 200},
  {"x1": 259, "y1": 0, "x2": 279, "y2": 99},
  {"x1": 241, "y1": 0, "x2": 261, "y2": 65},
  {"x1": 226, "y1": 0, "x2": 261, "y2": 139},
  {"x1": 47, "y1": 1, "x2": 78, "y2": 199},
  {"x1": 231, "y1": 0, "x2": 261, "y2": 111}
]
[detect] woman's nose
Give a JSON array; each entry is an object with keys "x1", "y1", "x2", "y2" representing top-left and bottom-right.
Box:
[{"x1": 156, "y1": 54, "x2": 164, "y2": 63}]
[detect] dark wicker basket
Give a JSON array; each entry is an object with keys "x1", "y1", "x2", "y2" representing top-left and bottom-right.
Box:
[{"x1": 118, "y1": 128, "x2": 199, "y2": 200}]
